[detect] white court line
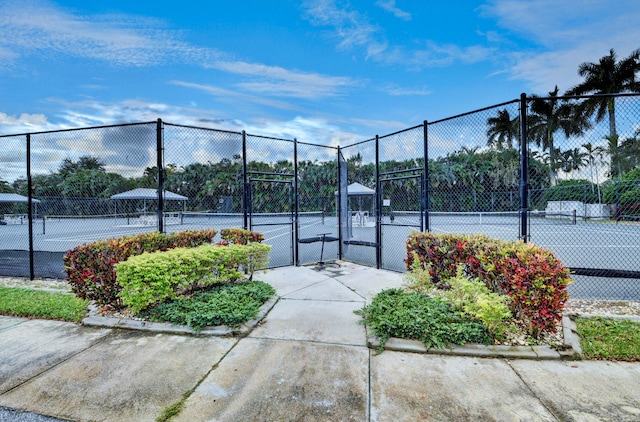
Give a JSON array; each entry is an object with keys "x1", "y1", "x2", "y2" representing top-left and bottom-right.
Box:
[{"x1": 264, "y1": 218, "x2": 327, "y2": 242}]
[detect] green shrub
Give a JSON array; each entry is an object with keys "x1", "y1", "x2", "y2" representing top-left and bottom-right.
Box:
[
  {"x1": 406, "y1": 232, "x2": 572, "y2": 337},
  {"x1": 64, "y1": 229, "x2": 216, "y2": 308},
  {"x1": 438, "y1": 266, "x2": 512, "y2": 338},
  {"x1": 356, "y1": 288, "x2": 491, "y2": 353},
  {"x1": 138, "y1": 281, "x2": 275, "y2": 331},
  {"x1": 117, "y1": 243, "x2": 271, "y2": 313},
  {"x1": 403, "y1": 252, "x2": 434, "y2": 294},
  {"x1": 543, "y1": 179, "x2": 598, "y2": 203},
  {"x1": 219, "y1": 228, "x2": 265, "y2": 245},
  {"x1": 602, "y1": 168, "x2": 640, "y2": 210}
]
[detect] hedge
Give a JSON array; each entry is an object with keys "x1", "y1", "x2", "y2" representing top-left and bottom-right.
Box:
[
  {"x1": 116, "y1": 242, "x2": 271, "y2": 313},
  {"x1": 64, "y1": 229, "x2": 216, "y2": 307},
  {"x1": 406, "y1": 232, "x2": 572, "y2": 337}
]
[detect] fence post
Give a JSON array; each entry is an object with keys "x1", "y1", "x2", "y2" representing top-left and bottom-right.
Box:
[
  {"x1": 242, "y1": 131, "x2": 248, "y2": 230},
  {"x1": 375, "y1": 135, "x2": 381, "y2": 269},
  {"x1": 27, "y1": 134, "x2": 34, "y2": 280},
  {"x1": 519, "y1": 93, "x2": 529, "y2": 242},
  {"x1": 156, "y1": 118, "x2": 164, "y2": 233},
  {"x1": 294, "y1": 139, "x2": 299, "y2": 266},
  {"x1": 337, "y1": 147, "x2": 343, "y2": 259},
  {"x1": 423, "y1": 120, "x2": 429, "y2": 232}
]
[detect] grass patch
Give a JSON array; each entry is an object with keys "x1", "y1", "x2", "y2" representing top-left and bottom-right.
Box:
[
  {"x1": 356, "y1": 288, "x2": 491, "y2": 353},
  {"x1": 0, "y1": 286, "x2": 89, "y2": 323},
  {"x1": 138, "y1": 280, "x2": 275, "y2": 331},
  {"x1": 156, "y1": 387, "x2": 194, "y2": 422},
  {"x1": 576, "y1": 316, "x2": 640, "y2": 361}
]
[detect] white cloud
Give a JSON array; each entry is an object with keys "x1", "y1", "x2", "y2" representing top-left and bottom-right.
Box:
[
  {"x1": 170, "y1": 80, "x2": 301, "y2": 112},
  {"x1": 0, "y1": 111, "x2": 48, "y2": 128},
  {"x1": 480, "y1": 0, "x2": 640, "y2": 93},
  {"x1": 244, "y1": 116, "x2": 361, "y2": 148},
  {"x1": 302, "y1": 0, "x2": 388, "y2": 58},
  {"x1": 0, "y1": 0, "x2": 220, "y2": 68},
  {"x1": 302, "y1": 1, "x2": 492, "y2": 69},
  {"x1": 376, "y1": 0, "x2": 411, "y2": 21},
  {"x1": 205, "y1": 60, "x2": 356, "y2": 99}
]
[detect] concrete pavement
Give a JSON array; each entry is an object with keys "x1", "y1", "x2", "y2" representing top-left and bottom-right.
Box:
[{"x1": 1, "y1": 262, "x2": 639, "y2": 421}]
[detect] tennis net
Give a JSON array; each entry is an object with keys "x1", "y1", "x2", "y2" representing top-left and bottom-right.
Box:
[{"x1": 390, "y1": 210, "x2": 577, "y2": 225}]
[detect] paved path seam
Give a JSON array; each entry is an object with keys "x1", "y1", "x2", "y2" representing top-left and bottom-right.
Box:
[{"x1": 505, "y1": 359, "x2": 563, "y2": 422}]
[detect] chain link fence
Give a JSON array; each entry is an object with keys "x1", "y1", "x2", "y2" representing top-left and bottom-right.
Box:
[{"x1": 1, "y1": 93, "x2": 639, "y2": 299}]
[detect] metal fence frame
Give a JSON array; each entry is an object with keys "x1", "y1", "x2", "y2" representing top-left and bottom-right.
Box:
[{"x1": 1, "y1": 93, "x2": 639, "y2": 299}]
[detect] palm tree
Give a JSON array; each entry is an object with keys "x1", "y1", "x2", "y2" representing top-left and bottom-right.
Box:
[
  {"x1": 560, "y1": 147, "x2": 588, "y2": 176},
  {"x1": 582, "y1": 142, "x2": 604, "y2": 202},
  {"x1": 486, "y1": 109, "x2": 518, "y2": 150},
  {"x1": 528, "y1": 86, "x2": 591, "y2": 186},
  {"x1": 565, "y1": 48, "x2": 640, "y2": 139}
]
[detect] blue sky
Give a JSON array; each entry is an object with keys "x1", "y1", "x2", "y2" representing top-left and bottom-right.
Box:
[{"x1": 1, "y1": 0, "x2": 639, "y2": 147}]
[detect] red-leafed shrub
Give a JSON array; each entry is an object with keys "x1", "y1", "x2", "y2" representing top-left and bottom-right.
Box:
[
  {"x1": 406, "y1": 232, "x2": 572, "y2": 337},
  {"x1": 64, "y1": 229, "x2": 216, "y2": 307},
  {"x1": 220, "y1": 228, "x2": 265, "y2": 244}
]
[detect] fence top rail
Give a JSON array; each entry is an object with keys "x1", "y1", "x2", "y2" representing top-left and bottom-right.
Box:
[
  {"x1": 377, "y1": 123, "x2": 424, "y2": 140},
  {"x1": 428, "y1": 98, "x2": 520, "y2": 125},
  {"x1": 163, "y1": 121, "x2": 243, "y2": 136},
  {"x1": 296, "y1": 140, "x2": 338, "y2": 150},
  {"x1": 0, "y1": 120, "x2": 158, "y2": 139},
  {"x1": 528, "y1": 91, "x2": 640, "y2": 103},
  {"x1": 341, "y1": 136, "x2": 376, "y2": 149},
  {"x1": 245, "y1": 133, "x2": 295, "y2": 143}
]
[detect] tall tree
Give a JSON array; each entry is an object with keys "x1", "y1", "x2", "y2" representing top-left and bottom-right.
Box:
[
  {"x1": 582, "y1": 142, "x2": 604, "y2": 202},
  {"x1": 486, "y1": 108, "x2": 518, "y2": 150},
  {"x1": 565, "y1": 48, "x2": 640, "y2": 139},
  {"x1": 58, "y1": 155, "x2": 106, "y2": 175},
  {"x1": 528, "y1": 86, "x2": 591, "y2": 186}
]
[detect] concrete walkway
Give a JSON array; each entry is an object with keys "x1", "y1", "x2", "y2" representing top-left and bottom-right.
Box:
[{"x1": 1, "y1": 263, "x2": 639, "y2": 421}]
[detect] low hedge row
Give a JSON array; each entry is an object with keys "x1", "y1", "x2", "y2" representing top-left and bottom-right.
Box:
[
  {"x1": 220, "y1": 228, "x2": 265, "y2": 245},
  {"x1": 116, "y1": 242, "x2": 271, "y2": 313},
  {"x1": 406, "y1": 232, "x2": 572, "y2": 337},
  {"x1": 64, "y1": 229, "x2": 217, "y2": 307}
]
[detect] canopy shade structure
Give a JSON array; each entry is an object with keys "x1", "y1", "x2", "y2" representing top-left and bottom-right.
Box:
[
  {"x1": 335, "y1": 182, "x2": 376, "y2": 196},
  {"x1": 0, "y1": 193, "x2": 41, "y2": 203},
  {"x1": 110, "y1": 188, "x2": 187, "y2": 201}
]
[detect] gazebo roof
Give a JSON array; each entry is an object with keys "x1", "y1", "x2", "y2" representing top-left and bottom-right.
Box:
[
  {"x1": 0, "y1": 193, "x2": 41, "y2": 203},
  {"x1": 110, "y1": 188, "x2": 188, "y2": 201},
  {"x1": 335, "y1": 182, "x2": 376, "y2": 196}
]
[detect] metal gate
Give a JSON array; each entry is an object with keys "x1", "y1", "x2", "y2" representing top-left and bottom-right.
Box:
[
  {"x1": 247, "y1": 172, "x2": 294, "y2": 268},
  {"x1": 379, "y1": 170, "x2": 424, "y2": 271}
]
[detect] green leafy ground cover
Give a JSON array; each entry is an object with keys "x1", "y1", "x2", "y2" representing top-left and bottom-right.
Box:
[
  {"x1": 576, "y1": 317, "x2": 640, "y2": 361},
  {"x1": 356, "y1": 288, "x2": 491, "y2": 353},
  {"x1": 0, "y1": 286, "x2": 89, "y2": 323},
  {"x1": 138, "y1": 280, "x2": 275, "y2": 331}
]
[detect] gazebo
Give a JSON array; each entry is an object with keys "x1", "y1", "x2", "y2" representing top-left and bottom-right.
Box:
[
  {"x1": 335, "y1": 182, "x2": 376, "y2": 227},
  {"x1": 0, "y1": 193, "x2": 41, "y2": 224},
  {"x1": 110, "y1": 188, "x2": 188, "y2": 216}
]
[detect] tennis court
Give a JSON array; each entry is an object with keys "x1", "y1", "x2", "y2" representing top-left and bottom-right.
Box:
[{"x1": 1, "y1": 209, "x2": 638, "y2": 299}]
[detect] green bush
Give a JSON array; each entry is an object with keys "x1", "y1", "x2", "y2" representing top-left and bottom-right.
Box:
[
  {"x1": 117, "y1": 243, "x2": 271, "y2": 313},
  {"x1": 356, "y1": 288, "x2": 491, "y2": 353},
  {"x1": 219, "y1": 228, "x2": 265, "y2": 245},
  {"x1": 542, "y1": 179, "x2": 599, "y2": 203},
  {"x1": 435, "y1": 266, "x2": 512, "y2": 338},
  {"x1": 64, "y1": 229, "x2": 217, "y2": 307},
  {"x1": 138, "y1": 281, "x2": 275, "y2": 331},
  {"x1": 406, "y1": 232, "x2": 572, "y2": 337}
]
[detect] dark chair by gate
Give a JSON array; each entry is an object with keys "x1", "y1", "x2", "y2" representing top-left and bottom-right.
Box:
[{"x1": 298, "y1": 232, "x2": 339, "y2": 267}]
